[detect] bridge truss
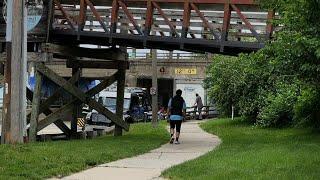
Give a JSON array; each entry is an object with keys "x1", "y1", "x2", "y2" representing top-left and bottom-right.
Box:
[{"x1": 52, "y1": 0, "x2": 275, "y2": 54}]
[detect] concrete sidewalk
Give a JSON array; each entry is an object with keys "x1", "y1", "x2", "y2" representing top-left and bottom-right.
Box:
[{"x1": 60, "y1": 121, "x2": 221, "y2": 180}]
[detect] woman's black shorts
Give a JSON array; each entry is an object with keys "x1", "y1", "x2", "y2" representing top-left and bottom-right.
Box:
[{"x1": 170, "y1": 120, "x2": 182, "y2": 133}]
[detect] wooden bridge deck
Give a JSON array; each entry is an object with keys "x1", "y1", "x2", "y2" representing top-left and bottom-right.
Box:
[{"x1": 0, "y1": 0, "x2": 276, "y2": 54}]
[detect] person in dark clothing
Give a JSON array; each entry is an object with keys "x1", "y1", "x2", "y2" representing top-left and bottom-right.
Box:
[
  {"x1": 194, "y1": 93, "x2": 204, "y2": 120},
  {"x1": 167, "y1": 89, "x2": 186, "y2": 144}
]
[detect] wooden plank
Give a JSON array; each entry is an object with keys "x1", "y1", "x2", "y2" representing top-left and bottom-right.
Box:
[
  {"x1": 37, "y1": 102, "x2": 74, "y2": 131},
  {"x1": 0, "y1": 52, "x2": 51, "y2": 62},
  {"x1": 66, "y1": 59, "x2": 130, "y2": 69},
  {"x1": 55, "y1": 7, "x2": 269, "y2": 20},
  {"x1": 29, "y1": 67, "x2": 43, "y2": 142},
  {"x1": 36, "y1": 63, "x2": 129, "y2": 131},
  {"x1": 59, "y1": 0, "x2": 260, "y2": 8},
  {"x1": 42, "y1": 44, "x2": 127, "y2": 60}
]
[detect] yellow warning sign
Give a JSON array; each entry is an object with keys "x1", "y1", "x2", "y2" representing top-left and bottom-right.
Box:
[{"x1": 175, "y1": 68, "x2": 197, "y2": 75}]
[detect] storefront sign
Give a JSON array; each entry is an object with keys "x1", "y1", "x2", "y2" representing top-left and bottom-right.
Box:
[{"x1": 175, "y1": 68, "x2": 197, "y2": 75}]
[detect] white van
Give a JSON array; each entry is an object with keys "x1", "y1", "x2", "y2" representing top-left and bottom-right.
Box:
[{"x1": 85, "y1": 88, "x2": 151, "y2": 126}]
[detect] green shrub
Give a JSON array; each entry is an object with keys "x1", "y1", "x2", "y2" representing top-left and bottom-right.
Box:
[
  {"x1": 257, "y1": 84, "x2": 297, "y2": 128},
  {"x1": 294, "y1": 87, "x2": 320, "y2": 129}
]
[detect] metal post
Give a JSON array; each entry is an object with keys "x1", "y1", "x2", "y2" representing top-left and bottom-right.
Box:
[
  {"x1": 1, "y1": 0, "x2": 27, "y2": 144},
  {"x1": 151, "y1": 49, "x2": 158, "y2": 127}
]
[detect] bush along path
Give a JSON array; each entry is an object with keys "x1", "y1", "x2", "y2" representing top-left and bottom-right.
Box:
[{"x1": 60, "y1": 121, "x2": 221, "y2": 180}]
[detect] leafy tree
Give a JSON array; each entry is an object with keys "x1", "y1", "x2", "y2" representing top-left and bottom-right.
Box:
[{"x1": 205, "y1": 0, "x2": 320, "y2": 128}]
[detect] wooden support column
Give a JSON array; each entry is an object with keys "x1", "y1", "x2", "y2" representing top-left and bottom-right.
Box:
[
  {"x1": 29, "y1": 64, "x2": 43, "y2": 142},
  {"x1": 1, "y1": 0, "x2": 27, "y2": 144},
  {"x1": 115, "y1": 20, "x2": 128, "y2": 136},
  {"x1": 114, "y1": 68, "x2": 126, "y2": 136},
  {"x1": 71, "y1": 66, "x2": 81, "y2": 137}
]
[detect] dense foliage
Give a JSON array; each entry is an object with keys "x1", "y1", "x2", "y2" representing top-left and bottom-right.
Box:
[{"x1": 205, "y1": 0, "x2": 320, "y2": 128}]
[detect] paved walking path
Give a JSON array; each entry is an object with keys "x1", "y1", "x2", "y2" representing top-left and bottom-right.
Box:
[{"x1": 61, "y1": 121, "x2": 221, "y2": 180}]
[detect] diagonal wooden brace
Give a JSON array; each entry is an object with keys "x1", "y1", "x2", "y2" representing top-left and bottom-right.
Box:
[
  {"x1": 36, "y1": 64, "x2": 129, "y2": 131},
  {"x1": 152, "y1": 2, "x2": 180, "y2": 38},
  {"x1": 231, "y1": 4, "x2": 262, "y2": 42},
  {"x1": 26, "y1": 70, "x2": 81, "y2": 123},
  {"x1": 190, "y1": 3, "x2": 221, "y2": 40},
  {"x1": 37, "y1": 71, "x2": 120, "y2": 131},
  {"x1": 27, "y1": 88, "x2": 71, "y2": 136}
]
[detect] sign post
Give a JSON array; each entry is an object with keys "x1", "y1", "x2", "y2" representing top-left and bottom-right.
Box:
[
  {"x1": 1, "y1": 0, "x2": 27, "y2": 144},
  {"x1": 151, "y1": 49, "x2": 158, "y2": 128}
]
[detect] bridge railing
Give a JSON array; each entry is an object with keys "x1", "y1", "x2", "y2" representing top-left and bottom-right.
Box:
[
  {"x1": 50, "y1": 0, "x2": 277, "y2": 54},
  {"x1": 128, "y1": 52, "x2": 208, "y2": 60}
]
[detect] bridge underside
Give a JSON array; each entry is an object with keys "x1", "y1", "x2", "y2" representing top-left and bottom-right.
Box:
[{"x1": 52, "y1": 30, "x2": 264, "y2": 54}]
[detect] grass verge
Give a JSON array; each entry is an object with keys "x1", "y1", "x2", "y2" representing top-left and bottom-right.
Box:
[
  {"x1": 0, "y1": 122, "x2": 168, "y2": 179},
  {"x1": 162, "y1": 118, "x2": 320, "y2": 179}
]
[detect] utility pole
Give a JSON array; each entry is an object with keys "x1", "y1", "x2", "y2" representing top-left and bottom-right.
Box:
[
  {"x1": 1, "y1": 0, "x2": 27, "y2": 144},
  {"x1": 151, "y1": 49, "x2": 158, "y2": 127}
]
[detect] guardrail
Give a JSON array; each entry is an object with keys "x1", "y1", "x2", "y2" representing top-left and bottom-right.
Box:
[
  {"x1": 143, "y1": 105, "x2": 218, "y2": 121},
  {"x1": 185, "y1": 106, "x2": 218, "y2": 120}
]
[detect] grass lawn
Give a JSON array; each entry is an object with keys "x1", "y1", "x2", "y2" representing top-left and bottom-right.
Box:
[
  {"x1": 0, "y1": 122, "x2": 168, "y2": 179},
  {"x1": 162, "y1": 118, "x2": 320, "y2": 179}
]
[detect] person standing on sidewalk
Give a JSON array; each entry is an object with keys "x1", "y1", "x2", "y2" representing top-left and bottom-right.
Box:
[
  {"x1": 167, "y1": 89, "x2": 186, "y2": 144},
  {"x1": 194, "y1": 93, "x2": 203, "y2": 120}
]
